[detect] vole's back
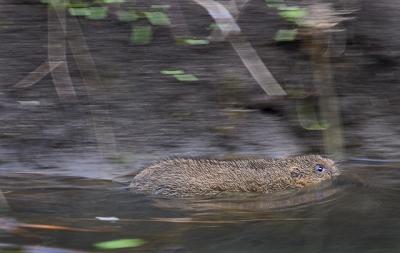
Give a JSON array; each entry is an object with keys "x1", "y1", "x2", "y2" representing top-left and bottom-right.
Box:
[
  {"x1": 129, "y1": 155, "x2": 337, "y2": 197},
  {"x1": 130, "y1": 158, "x2": 284, "y2": 197}
]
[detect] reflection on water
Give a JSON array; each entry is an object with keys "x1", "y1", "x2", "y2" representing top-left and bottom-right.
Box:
[{"x1": 1, "y1": 163, "x2": 400, "y2": 253}]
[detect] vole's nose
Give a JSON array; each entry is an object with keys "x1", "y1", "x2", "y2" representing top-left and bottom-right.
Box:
[{"x1": 332, "y1": 166, "x2": 341, "y2": 176}]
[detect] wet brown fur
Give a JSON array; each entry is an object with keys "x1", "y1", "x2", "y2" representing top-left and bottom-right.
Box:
[{"x1": 130, "y1": 155, "x2": 339, "y2": 197}]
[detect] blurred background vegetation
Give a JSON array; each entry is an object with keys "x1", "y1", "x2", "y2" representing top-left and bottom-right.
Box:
[{"x1": 0, "y1": 0, "x2": 399, "y2": 178}]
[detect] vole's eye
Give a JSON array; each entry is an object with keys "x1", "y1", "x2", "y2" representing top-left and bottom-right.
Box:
[{"x1": 315, "y1": 164, "x2": 325, "y2": 173}]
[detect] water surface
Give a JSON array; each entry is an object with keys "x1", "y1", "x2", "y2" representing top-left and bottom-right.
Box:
[{"x1": 1, "y1": 163, "x2": 400, "y2": 253}]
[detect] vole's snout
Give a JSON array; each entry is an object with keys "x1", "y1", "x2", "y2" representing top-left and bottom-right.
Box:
[
  {"x1": 333, "y1": 167, "x2": 341, "y2": 176},
  {"x1": 329, "y1": 163, "x2": 341, "y2": 177},
  {"x1": 331, "y1": 159, "x2": 347, "y2": 176}
]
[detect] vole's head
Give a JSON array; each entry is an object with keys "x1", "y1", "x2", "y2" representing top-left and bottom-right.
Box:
[{"x1": 287, "y1": 155, "x2": 339, "y2": 188}]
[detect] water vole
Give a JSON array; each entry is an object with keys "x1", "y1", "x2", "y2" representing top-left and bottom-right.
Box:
[{"x1": 130, "y1": 155, "x2": 339, "y2": 197}]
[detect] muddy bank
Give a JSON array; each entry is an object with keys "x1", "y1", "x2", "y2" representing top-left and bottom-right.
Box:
[{"x1": 0, "y1": 0, "x2": 399, "y2": 178}]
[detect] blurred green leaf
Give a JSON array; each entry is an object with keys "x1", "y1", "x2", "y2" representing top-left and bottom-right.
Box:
[
  {"x1": 44, "y1": 0, "x2": 67, "y2": 8},
  {"x1": 183, "y1": 39, "x2": 210, "y2": 45},
  {"x1": 264, "y1": 0, "x2": 284, "y2": 8},
  {"x1": 267, "y1": 3, "x2": 285, "y2": 8},
  {"x1": 174, "y1": 74, "x2": 199, "y2": 82},
  {"x1": 66, "y1": 2, "x2": 88, "y2": 8},
  {"x1": 306, "y1": 121, "x2": 329, "y2": 130},
  {"x1": 274, "y1": 29, "x2": 298, "y2": 42},
  {"x1": 208, "y1": 23, "x2": 218, "y2": 30},
  {"x1": 144, "y1": 12, "x2": 171, "y2": 26},
  {"x1": 117, "y1": 10, "x2": 138, "y2": 22},
  {"x1": 94, "y1": 239, "x2": 145, "y2": 250},
  {"x1": 286, "y1": 88, "x2": 306, "y2": 98},
  {"x1": 161, "y1": 70, "x2": 185, "y2": 75},
  {"x1": 68, "y1": 7, "x2": 90, "y2": 17},
  {"x1": 296, "y1": 100, "x2": 329, "y2": 130},
  {"x1": 102, "y1": 0, "x2": 126, "y2": 3},
  {"x1": 131, "y1": 26, "x2": 152, "y2": 45},
  {"x1": 151, "y1": 5, "x2": 171, "y2": 9},
  {"x1": 87, "y1": 7, "x2": 108, "y2": 20},
  {"x1": 278, "y1": 6, "x2": 307, "y2": 22}
]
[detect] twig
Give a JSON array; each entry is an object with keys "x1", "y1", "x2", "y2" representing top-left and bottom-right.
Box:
[
  {"x1": 48, "y1": 2, "x2": 77, "y2": 102},
  {"x1": 13, "y1": 61, "x2": 62, "y2": 88},
  {"x1": 193, "y1": 0, "x2": 287, "y2": 96}
]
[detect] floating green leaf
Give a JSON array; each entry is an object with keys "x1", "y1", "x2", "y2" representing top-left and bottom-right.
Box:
[
  {"x1": 144, "y1": 12, "x2": 171, "y2": 26},
  {"x1": 68, "y1": 7, "x2": 90, "y2": 17},
  {"x1": 161, "y1": 70, "x2": 185, "y2": 75},
  {"x1": 131, "y1": 26, "x2": 152, "y2": 45},
  {"x1": 117, "y1": 10, "x2": 138, "y2": 22},
  {"x1": 87, "y1": 7, "x2": 108, "y2": 20},
  {"x1": 183, "y1": 39, "x2": 210, "y2": 45},
  {"x1": 94, "y1": 239, "x2": 145, "y2": 250},
  {"x1": 274, "y1": 29, "x2": 298, "y2": 42},
  {"x1": 174, "y1": 74, "x2": 199, "y2": 82}
]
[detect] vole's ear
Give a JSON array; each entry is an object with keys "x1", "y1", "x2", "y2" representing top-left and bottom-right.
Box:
[{"x1": 290, "y1": 167, "x2": 301, "y2": 178}]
